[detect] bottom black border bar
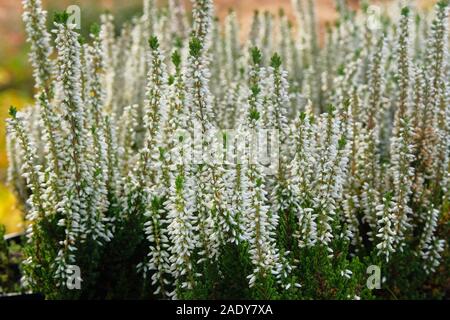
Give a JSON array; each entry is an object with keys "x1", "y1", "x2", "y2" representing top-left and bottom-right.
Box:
[{"x1": 0, "y1": 300, "x2": 447, "y2": 318}]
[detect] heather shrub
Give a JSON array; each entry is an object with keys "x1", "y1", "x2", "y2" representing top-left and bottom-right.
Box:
[{"x1": 4, "y1": 0, "x2": 449, "y2": 299}]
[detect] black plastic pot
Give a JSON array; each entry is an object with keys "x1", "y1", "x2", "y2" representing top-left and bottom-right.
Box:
[{"x1": 0, "y1": 293, "x2": 45, "y2": 300}]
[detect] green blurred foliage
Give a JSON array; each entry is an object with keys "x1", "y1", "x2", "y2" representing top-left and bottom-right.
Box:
[{"x1": 0, "y1": 225, "x2": 23, "y2": 294}]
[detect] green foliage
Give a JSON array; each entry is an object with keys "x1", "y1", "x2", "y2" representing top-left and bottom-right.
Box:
[
  {"x1": 401, "y1": 7, "x2": 410, "y2": 17},
  {"x1": 90, "y1": 23, "x2": 100, "y2": 36},
  {"x1": 171, "y1": 50, "x2": 181, "y2": 68},
  {"x1": 168, "y1": 75, "x2": 175, "y2": 86},
  {"x1": 8, "y1": 106, "x2": 17, "y2": 118},
  {"x1": 437, "y1": 0, "x2": 449, "y2": 9},
  {"x1": 189, "y1": 37, "x2": 202, "y2": 58},
  {"x1": 250, "y1": 47, "x2": 262, "y2": 65},
  {"x1": 0, "y1": 226, "x2": 23, "y2": 294},
  {"x1": 53, "y1": 11, "x2": 70, "y2": 24},
  {"x1": 295, "y1": 244, "x2": 374, "y2": 299}
]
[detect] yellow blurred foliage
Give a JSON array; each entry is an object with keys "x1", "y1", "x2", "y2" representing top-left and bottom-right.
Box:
[
  {"x1": 0, "y1": 68, "x2": 12, "y2": 87},
  {"x1": 0, "y1": 183, "x2": 23, "y2": 233},
  {"x1": 0, "y1": 88, "x2": 32, "y2": 167}
]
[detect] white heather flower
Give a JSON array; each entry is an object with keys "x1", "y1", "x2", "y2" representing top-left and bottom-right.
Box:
[
  {"x1": 223, "y1": 10, "x2": 241, "y2": 82},
  {"x1": 360, "y1": 38, "x2": 385, "y2": 238},
  {"x1": 7, "y1": 109, "x2": 46, "y2": 235},
  {"x1": 191, "y1": 0, "x2": 214, "y2": 49},
  {"x1": 100, "y1": 13, "x2": 117, "y2": 112},
  {"x1": 260, "y1": 12, "x2": 274, "y2": 65},
  {"x1": 22, "y1": 0, "x2": 53, "y2": 93},
  {"x1": 142, "y1": 0, "x2": 157, "y2": 40},
  {"x1": 6, "y1": 115, "x2": 28, "y2": 204},
  {"x1": 37, "y1": 93, "x2": 63, "y2": 214},
  {"x1": 311, "y1": 108, "x2": 349, "y2": 252},
  {"x1": 52, "y1": 17, "x2": 111, "y2": 281},
  {"x1": 417, "y1": 206, "x2": 446, "y2": 274},
  {"x1": 242, "y1": 48, "x2": 286, "y2": 287},
  {"x1": 142, "y1": 194, "x2": 171, "y2": 298},
  {"x1": 185, "y1": 37, "x2": 225, "y2": 261},
  {"x1": 165, "y1": 59, "x2": 197, "y2": 291},
  {"x1": 340, "y1": 269, "x2": 353, "y2": 279},
  {"x1": 289, "y1": 112, "x2": 317, "y2": 248},
  {"x1": 375, "y1": 196, "x2": 396, "y2": 262},
  {"x1": 168, "y1": 0, "x2": 189, "y2": 38},
  {"x1": 7, "y1": 107, "x2": 49, "y2": 287},
  {"x1": 386, "y1": 7, "x2": 415, "y2": 251},
  {"x1": 124, "y1": 21, "x2": 146, "y2": 106},
  {"x1": 117, "y1": 104, "x2": 139, "y2": 176},
  {"x1": 103, "y1": 115, "x2": 121, "y2": 204},
  {"x1": 223, "y1": 127, "x2": 248, "y2": 244},
  {"x1": 278, "y1": 11, "x2": 292, "y2": 75},
  {"x1": 139, "y1": 36, "x2": 172, "y2": 297},
  {"x1": 83, "y1": 31, "x2": 113, "y2": 240},
  {"x1": 112, "y1": 23, "x2": 132, "y2": 114},
  {"x1": 266, "y1": 54, "x2": 298, "y2": 255},
  {"x1": 427, "y1": 3, "x2": 450, "y2": 197},
  {"x1": 167, "y1": 172, "x2": 198, "y2": 294},
  {"x1": 340, "y1": 93, "x2": 363, "y2": 246},
  {"x1": 139, "y1": 36, "x2": 169, "y2": 185},
  {"x1": 411, "y1": 67, "x2": 435, "y2": 212}
]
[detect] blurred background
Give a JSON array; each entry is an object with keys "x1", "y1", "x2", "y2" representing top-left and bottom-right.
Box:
[{"x1": 0, "y1": 0, "x2": 437, "y2": 234}]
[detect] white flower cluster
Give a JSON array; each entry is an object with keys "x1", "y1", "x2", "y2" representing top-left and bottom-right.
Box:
[
  {"x1": 22, "y1": 0, "x2": 53, "y2": 92},
  {"x1": 7, "y1": 0, "x2": 449, "y2": 297}
]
